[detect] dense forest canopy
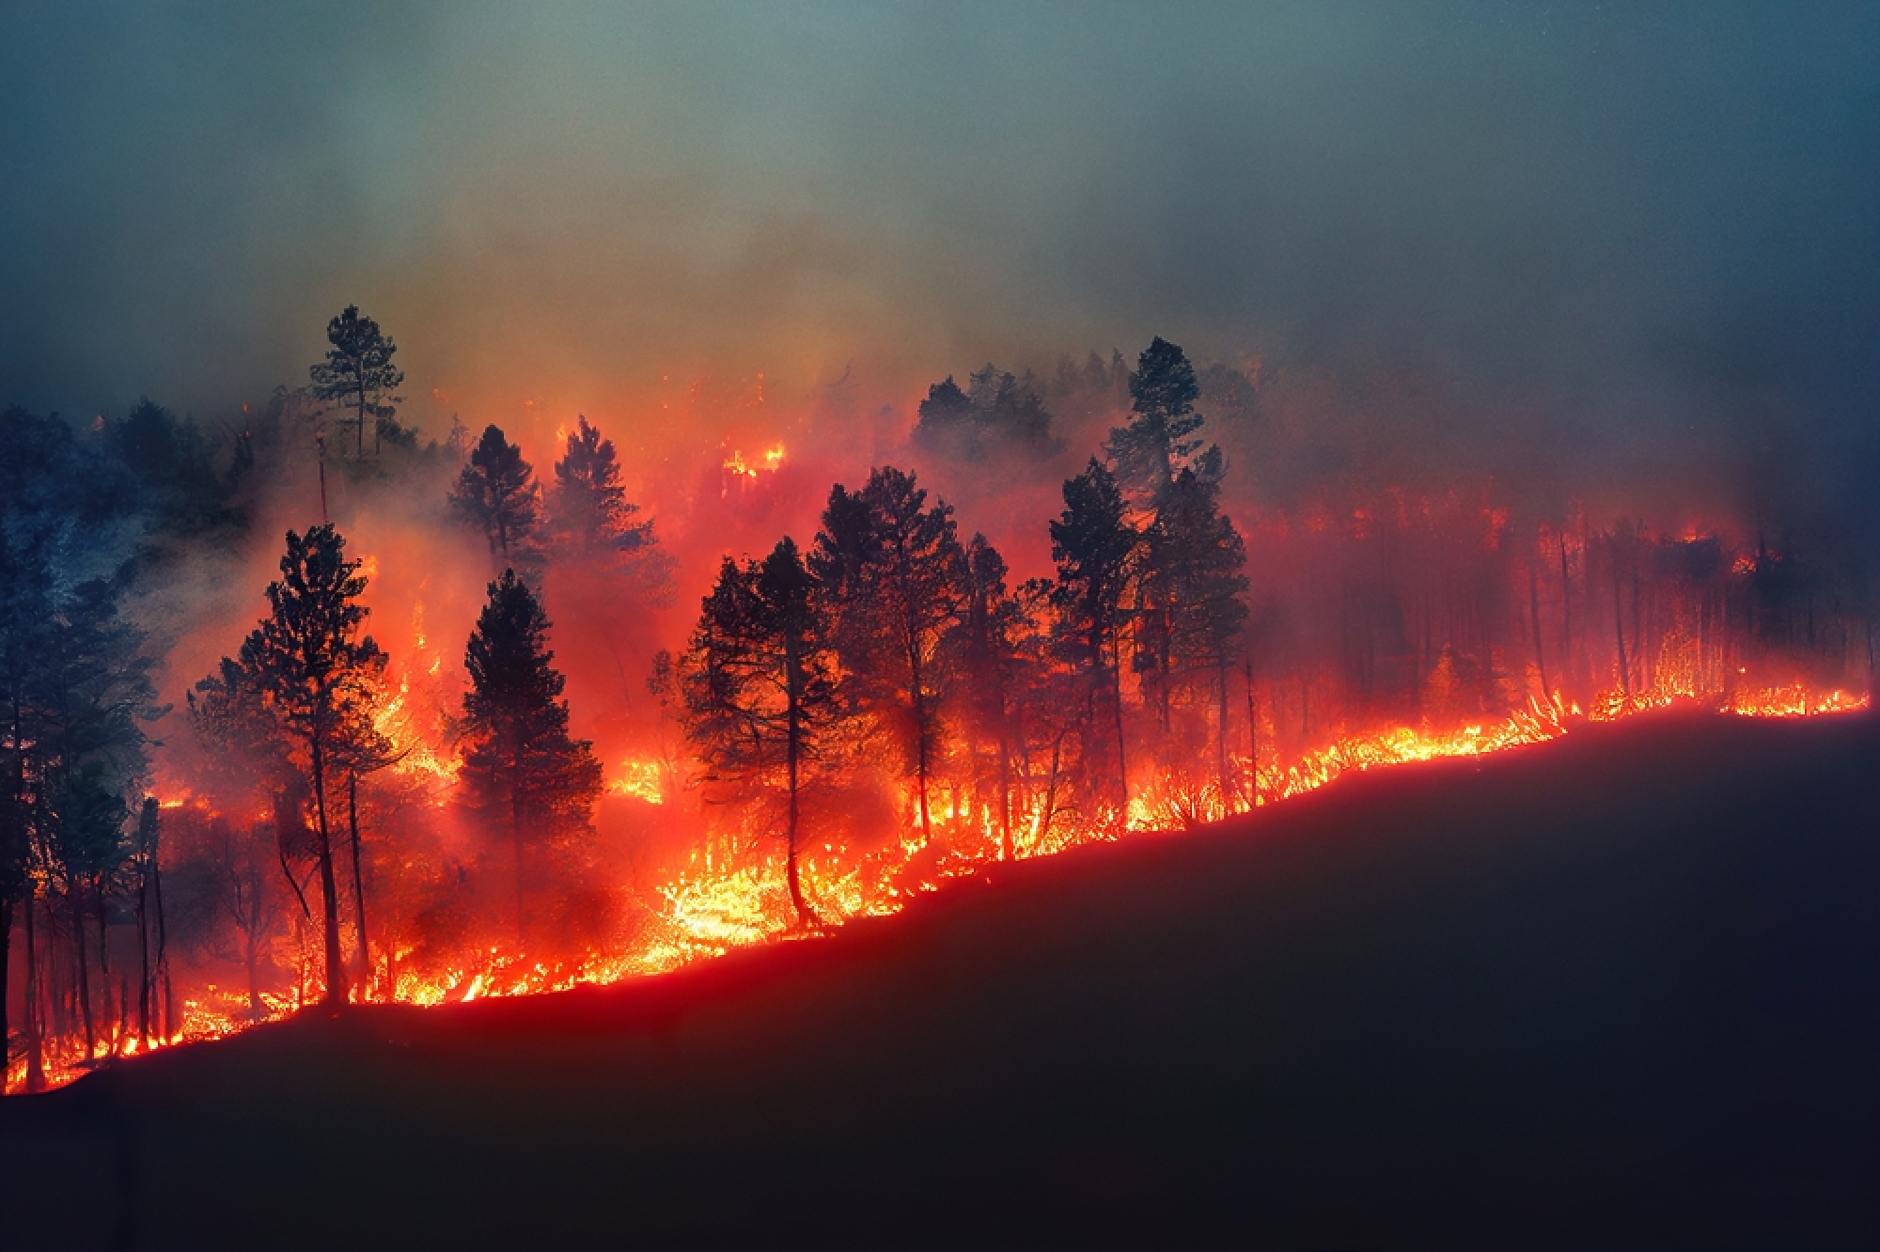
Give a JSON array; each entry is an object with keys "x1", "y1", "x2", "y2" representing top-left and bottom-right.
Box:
[{"x1": 1, "y1": 318, "x2": 1871, "y2": 1093}]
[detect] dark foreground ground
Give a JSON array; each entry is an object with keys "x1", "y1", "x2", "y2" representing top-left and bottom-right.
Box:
[{"x1": 3, "y1": 712, "x2": 1876, "y2": 1249}]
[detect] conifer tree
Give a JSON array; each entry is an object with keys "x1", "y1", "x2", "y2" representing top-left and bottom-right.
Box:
[
  {"x1": 1150, "y1": 465, "x2": 1250, "y2": 801},
  {"x1": 680, "y1": 540, "x2": 832, "y2": 926},
  {"x1": 809, "y1": 467, "x2": 965, "y2": 839},
  {"x1": 451, "y1": 424, "x2": 541, "y2": 566},
  {"x1": 548, "y1": 416, "x2": 652, "y2": 555},
  {"x1": 1106, "y1": 336, "x2": 1207, "y2": 506},
  {"x1": 308, "y1": 305, "x2": 405, "y2": 459},
  {"x1": 951, "y1": 533, "x2": 1026, "y2": 859},
  {"x1": 1050, "y1": 459, "x2": 1137, "y2": 821},
  {"x1": 458, "y1": 569, "x2": 601, "y2": 945},
  {"x1": 212, "y1": 524, "x2": 387, "y2": 1006}
]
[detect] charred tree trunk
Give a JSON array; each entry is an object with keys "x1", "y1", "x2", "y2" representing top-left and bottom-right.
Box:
[
  {"x1": 348, "y1": 772, "x2": 369, "y2": 1001},
  {"x1": 93, "y1": 874, "x2": 113, "y2": 1055},
  {"x1": 1529, "y1": 558, "x2": 1550, "y2": 707},
  {"x1": 1215, "y1": 653, "x2": 1232, "y2": 811},
  {"x1": 72, "y1": 886, "x2": 93, "y2": 1061},
  {"x1": 1244, "y1": 658, "x2": 1258, "y2": 807},
  {"x1": 905, "y1": 621, "x2": 932, "y2": 841},
  {"x1": 1109, "y1": 629, "x2": 1129, "y2": 826},
  {"x1": 24, "y1": 887, "x2": 44, "y2": 1092},
  {"x1": 511, "y1": 748, "x2": 526, "y2": 949},
  {"x1": 136, "y1": 849, "x2": 151, "y2": 1048},
  {"x1": 1559, "y1": 533, "x2": 1574, "y2": 705},
  {"x1": 783, "y1": 629, "x2": 817, "y2": 928},
  {"x1": 309, "y1": 733, "x2": 347, "y2": 1007},
  {"x1": 1613, "y1": 561, "x2": 1632, "y2": 702}
]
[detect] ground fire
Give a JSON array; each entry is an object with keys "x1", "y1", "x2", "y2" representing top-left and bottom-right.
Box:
[{"x1": 2, "y1": 327, "x2": 1869, "y2": 1098}]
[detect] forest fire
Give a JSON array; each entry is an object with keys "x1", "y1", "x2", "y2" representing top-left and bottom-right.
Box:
[{"x1": 2, "y1": 327, "x2": 1873, "y2": 1099}]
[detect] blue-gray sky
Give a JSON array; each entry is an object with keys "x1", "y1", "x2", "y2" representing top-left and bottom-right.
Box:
[{"x1": 3, "y1": 2, "x2": 1876, "y2": 536}]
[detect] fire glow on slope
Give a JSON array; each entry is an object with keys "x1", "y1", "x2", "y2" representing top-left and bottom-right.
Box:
[{"x1": 9, "y1": 674, "x2": 1863, "y2": 1096}]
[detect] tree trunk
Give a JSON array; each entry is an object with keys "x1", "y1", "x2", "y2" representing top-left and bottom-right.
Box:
[
  {"x1": 1108, "y1": 627, "x2": 1129, "y2": 826},
  {"x1": 1529, "y1": 558, "x2": 1550, "y2": 708},
  {"x1": 152, "y1": 827, "x2": 172, "y2": 1041},
  {"x1": 1244, "y1": 657, "x2": 1258, "y2": 808},
  {"x1": 1215, "y1": 653, "x2": 1231, "y2": 811},
  {"x1": 512, "y1": 750, "x2": 526, "y2": 950},
  {"x1": 348, "y1": 773, "x2": 369, "y2": 1002},
  {"x1": 94, "y1": 875, "x2": 113, "y2": 1056},
  {"x1": 72, "y1": 887, "x2": 94, "y2": 1061},
  {"x1": 244, "y1": 924, "x2": 263, "y2": 1024},
  {"x1": 906, "y1": 621, "x2": 932, "y2": 841},
  {"x1": 784, "y1": 630, "x2": 817, "y2": 928},
  {"x1": 309, "y1": 734, "x2": 347, "y2": 1007},
  {"x1": 137, "y1": 850, "x2": 151, "y2": 1049},
  {"x1": 1559, "y1": 534, "x2": 1574, "y2": 705},
  {"x1": 1613, "y1": 562, "x2": 1631, "y2": 702},
  {"x1": 25, "y1": 888, "x2": 44, "y2": 1091},
  {"x1": 996, "y1": 719, "x2": 1013, "y2": 863}
]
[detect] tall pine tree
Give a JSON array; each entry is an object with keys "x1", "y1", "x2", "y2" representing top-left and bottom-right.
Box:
[
  {"x1": 308, "y1": 305, "x2": 405, "y2": 459},
  {"x1": 451, "y1": 425, "x2": 541, "y2": 566},
  {"x1": 809, "y1": 467, "x2": 965, "y2": 839},
  {"x1": 1050, "y1": 459, "x2": 1137, "y2": 823},
  {"x1": 214, "y1": 525, "x2": 387, "y2": 1007},
  {"x1": 458, "y1": 570, "x2": 601, "y2": 945},
  {"x1": 681, "y1": 540, "x2": 833, "y2": 927}
]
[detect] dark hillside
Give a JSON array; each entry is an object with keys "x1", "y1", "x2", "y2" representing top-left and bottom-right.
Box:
[{"x1": 3, "y1": 712, "x2": 1876, "y2": 1249}]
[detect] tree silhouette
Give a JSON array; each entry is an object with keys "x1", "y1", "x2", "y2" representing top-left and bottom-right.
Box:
[
  {"x1": 308, "y1": 305, "x2": 405, "y2": 459},
  {"x1": 809, "y1": 467, "x2": 965, "y2": 839},
  {"x1": 458, "y1": 569, "x2": 601, "y2": 946},
  {"x1": 547, "y1": 415, "x2": 671, "y2": 599},
  {"x1": 1107, "y1": 336, "x2": 1207, "y2": 505},
  {"x1": 949, "y1": 533, "x2": 1027, "y2": 859},
  {"x1": 212, "y1": 524, "x2": 387, "y2": 1007},
  {"x1": 1050, "y1": 458, "x2": 1137, "y2": 822},
  {"x1": 913, "y1": 365, "x2": 1062, "y2": 461},
  {"x1": 1148, "y1": 465, "x2": 1250, "y2": 801},
  {"x1": 681, "y1": 540, "x2": 833, "y2": 927},
  {"x1": 549, "y1": 416, "x2": 652, "y2": 555},
  {"x1": 451, "y1": 425, "x2": 541, "y2": 566}
]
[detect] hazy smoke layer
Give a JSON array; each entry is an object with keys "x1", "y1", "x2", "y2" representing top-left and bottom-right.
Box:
[{"x1": 2, "y1": 2, "x2": 1876, "y2": 547}]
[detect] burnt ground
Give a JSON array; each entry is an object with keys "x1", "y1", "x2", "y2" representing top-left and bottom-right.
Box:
[{"x1": 2, "y1": 711, "x2": 1877, "y2": 1249}]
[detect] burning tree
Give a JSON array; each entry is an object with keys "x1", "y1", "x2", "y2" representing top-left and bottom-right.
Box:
[
  {"x1": 309, "y1": 305, "x2": 406, "y2": 459},
  {"x1": 206, "y1": 525, "x2": 388, "y2": 1007},
  {"x1": 681, "y1": 540, "x2": 834, "y2": 927},
  {"x1": 1138, "y1": 461, "x2": 1249, "y2": 802},
  {"x1": 547, "y1": 415, "x2": 674, "y2": 607},
  {"x1": 451, "y1": 424, "x2": 542, "y2": 567},
  {"x1": 948, "y1": 533, "x2": 1028, "y2": 859},
  {"x1": 809, "y1": 467, "x2": 965, "y2": 840},
  {"x1": 1050, "y1": 459, "x2": 1138, "y2": 824},
  {"x1": 458, "y1": 570, "x2": 602, "y2": 946}
]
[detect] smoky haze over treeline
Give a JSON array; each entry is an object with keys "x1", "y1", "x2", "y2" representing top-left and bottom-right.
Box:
[{"x1": 2, "y1": 2, "x2": 1877, "y2": 549}]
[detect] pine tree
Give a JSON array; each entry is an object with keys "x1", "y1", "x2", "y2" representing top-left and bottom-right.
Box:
[
  {"x1": 809, "y1": 467, "x2": 966, "y2": 839},
  {"x1": 1152, "y1": 466, "x2": 1250, "y2": 802},
  {"x1": 458, "y1": 570, "x2": 601, "y2": 945},
  {"x1": 680, "y1": 540, "x2": 833, "y2": 926},
  {"x1": 1050, "y1": 459, "x2": 1138, "y2": 822},
  {"x1": 950, "y1": 533, "x2": 1027, "y2": 859},
  {"x1": 308, "y1": 305, "x2": 405, "y2": 459},
  {"x1": 216, "y1": 524, "x2": 387, "y2": 1007},
  {"x1": 1106, "y1": 336, "x2": 1207, "y2": 505},
  {"x1": 450, "y1": 425, "x2": 541, "y2": 566},
  {"x1": 547, "y1": 415, "x2": 672, "y2": 602},
  {"x1": 549, "y1": 416, "x2": 654, "y2": 556}
]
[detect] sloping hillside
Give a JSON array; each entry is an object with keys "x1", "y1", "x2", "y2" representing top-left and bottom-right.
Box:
[{"x1": 3, "y1": 711, "x2": 1876, "y2": 1249}]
